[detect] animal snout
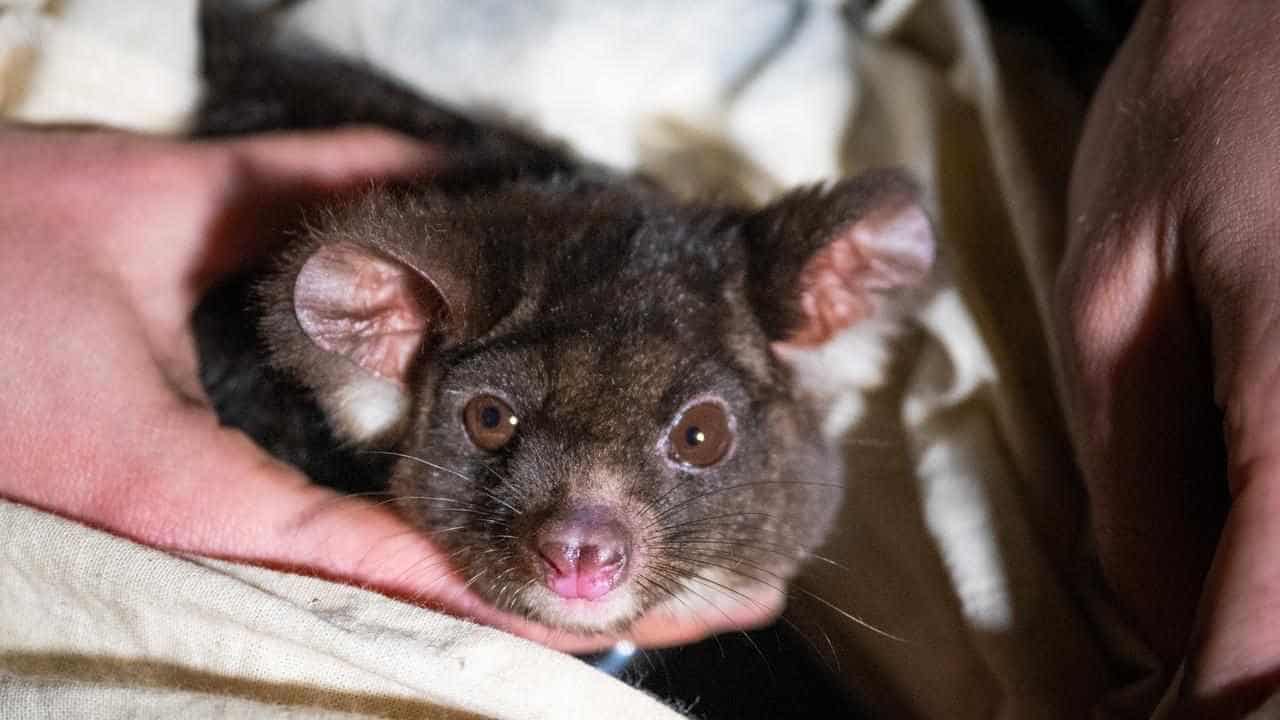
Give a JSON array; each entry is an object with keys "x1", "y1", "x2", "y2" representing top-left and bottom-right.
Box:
[{"x1": 534, "y1": 506, "x2": 631, "y2": 601}]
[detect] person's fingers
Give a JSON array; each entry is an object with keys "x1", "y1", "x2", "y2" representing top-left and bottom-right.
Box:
[{"x1": 214, "y1": 126, "x2": 442, "y2": 193}]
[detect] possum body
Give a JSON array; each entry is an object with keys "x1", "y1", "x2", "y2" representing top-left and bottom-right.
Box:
[{"x1": 193, "y1": 3, "x2": 935, "y2": 633}]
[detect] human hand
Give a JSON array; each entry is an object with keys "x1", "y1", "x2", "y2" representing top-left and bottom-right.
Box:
[
  {"x1": 0, "y1": 127, "x2": 767, "y2": 652},
  {"x1": 1056, "y1": 1, "x2": 1280, "y2": 715}
]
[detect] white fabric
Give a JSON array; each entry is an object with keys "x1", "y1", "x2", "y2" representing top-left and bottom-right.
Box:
[
  {"x1": 0, "y1": 499, "x2": 682, "y2": 719},
  {"x1": 0, "y1": 0, "x2": 197, "y2": 130},
  {"x1": 0, "y1": 0, "x2": 1169, "y2": 717}
]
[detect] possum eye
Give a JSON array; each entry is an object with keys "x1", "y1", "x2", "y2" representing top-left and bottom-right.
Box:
[
  {"x1": 669, "y1": 401, "x2": 733, "y2": 467},
  {"x1": 464, "y1": 395, "x2": 519, "y2": 450}
]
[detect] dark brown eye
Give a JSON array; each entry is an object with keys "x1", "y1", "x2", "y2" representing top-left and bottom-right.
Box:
[
  {"x1": 669, "y1": 401, "x2": 732, "y2": 467},
  {"x1": 463, "y1": 395, "x2": 519, "y2": 450}
]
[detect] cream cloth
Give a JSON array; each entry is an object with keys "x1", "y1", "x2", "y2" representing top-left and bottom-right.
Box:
[
  {"x1": 0, "y1": 499, "x2": 681, "y2": 719},
  {"x1": 0, "y1": 0, "x2": 1177, "y2": 717}
]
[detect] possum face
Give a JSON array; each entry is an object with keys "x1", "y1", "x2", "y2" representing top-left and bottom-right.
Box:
[{"x1": 260, "y1": 170, "x2": 934, "y2": 631}]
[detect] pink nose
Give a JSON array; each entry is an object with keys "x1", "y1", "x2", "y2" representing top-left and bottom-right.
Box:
[{"x1": 535, "y1": 507, "x2": 630, "y2": 601}]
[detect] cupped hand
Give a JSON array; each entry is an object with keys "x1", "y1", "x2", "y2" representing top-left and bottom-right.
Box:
[
  {"x1": 0, "y1": 126, "x2": 766, "y2": 653},
  {"x1": 1056, "y1": 1, "x2": 1280, "y2": 715}
]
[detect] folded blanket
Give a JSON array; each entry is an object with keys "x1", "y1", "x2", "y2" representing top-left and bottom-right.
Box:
[{"x1": 0, "y1": 499, "x2": 681, "y2": 719}]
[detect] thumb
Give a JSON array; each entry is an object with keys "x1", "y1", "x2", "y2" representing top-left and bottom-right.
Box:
[{"x1": 1054, "y1": 209, "x2": 1226, "y2": 665}]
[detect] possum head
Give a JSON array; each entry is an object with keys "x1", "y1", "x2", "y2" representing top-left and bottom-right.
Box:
[{"x1": 260, "y1": 169, "x2": 933, "y2": 632}]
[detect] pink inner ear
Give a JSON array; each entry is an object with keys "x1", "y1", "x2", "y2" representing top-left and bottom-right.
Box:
[
  {"x1": 786, "y1": 201, "x2": 934, "y2": 347},
  {"x1": 294, "y1": 243, "x2": 436, "y2": 383},
  {"x1": 788, "y1": 240, "x2": 876, "y2": 346}
]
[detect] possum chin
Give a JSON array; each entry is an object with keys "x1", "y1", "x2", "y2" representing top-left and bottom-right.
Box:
[
  {"x1": 522, "y1": 587, "x2": 646, "y2": 632},
  {"x1": 518, "y1": 576, "x2": 786, "y2": 633},
  {"x1": 457, "y1": 515, "x2": 793, "y2": 634}
]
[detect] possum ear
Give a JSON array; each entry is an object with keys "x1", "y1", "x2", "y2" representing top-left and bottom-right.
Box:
[
  {"x1": 262, "y1": 240, "x2": 475, "y2": 444},
  {"x1": 293, "y1": 243, "x2": 441, "y2": 384},
  {"x1": 745, "y1": 168, "x2": 935, "y2": 348}
]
